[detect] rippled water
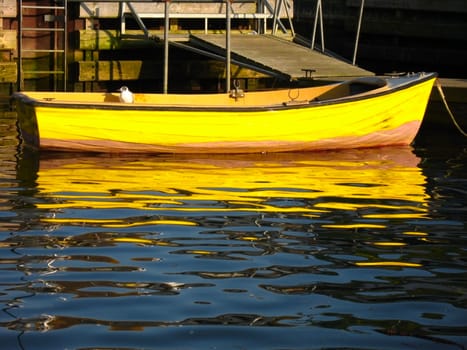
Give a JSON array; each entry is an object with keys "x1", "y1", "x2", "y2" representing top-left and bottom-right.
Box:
[{"x1": 1, "y1": 111, "x2": 466, "y2": 350}]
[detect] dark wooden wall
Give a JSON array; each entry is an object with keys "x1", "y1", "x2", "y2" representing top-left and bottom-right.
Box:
[{"x1": 294, "y1": 0, "x2": 467, "y2": 78}]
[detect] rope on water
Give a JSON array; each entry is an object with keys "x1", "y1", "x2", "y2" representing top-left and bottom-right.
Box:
[{"x1": 436, "y1": 79, "x2": 467, "y2": 137}]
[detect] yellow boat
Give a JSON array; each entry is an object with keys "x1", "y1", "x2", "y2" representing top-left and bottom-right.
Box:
[{"x1": 12, "y1": 72, "x2": 437, "y2": 153}]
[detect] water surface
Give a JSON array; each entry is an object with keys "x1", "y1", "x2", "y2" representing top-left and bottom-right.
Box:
[{"x1": 0, "y1": 111, "x2": 466, "y2": 350}]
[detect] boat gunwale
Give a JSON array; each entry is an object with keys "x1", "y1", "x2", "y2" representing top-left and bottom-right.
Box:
[{"x1": 12, "y1": 73, "x2": 437, "y2": 113}]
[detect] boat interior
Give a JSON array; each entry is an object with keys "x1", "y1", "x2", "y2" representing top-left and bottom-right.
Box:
[{"x1": 16, "y1": 76, "x2": 390, "y2": 108}]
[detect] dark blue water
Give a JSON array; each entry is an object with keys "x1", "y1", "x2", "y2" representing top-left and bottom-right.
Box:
[{"x1": 0, "y1": 111, "x2": 466, "y2": 350}]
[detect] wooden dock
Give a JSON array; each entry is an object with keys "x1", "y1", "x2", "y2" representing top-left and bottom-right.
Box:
[
  {"x1": 188, "y1": 34, "x2": 373, "y2": 81},
  {"x1": 1, "y1": 0, "x2": 465, "y2": 95}
]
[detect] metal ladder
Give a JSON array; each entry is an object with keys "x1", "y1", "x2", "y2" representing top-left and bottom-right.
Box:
[{"x1": 18, "y1": 0, "x2": 68, "y2": 91}]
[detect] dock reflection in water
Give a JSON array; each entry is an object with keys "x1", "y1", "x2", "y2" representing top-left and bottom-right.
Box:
[{"x1": 1, "y1": 146, "x2": 466, "y2": 349}]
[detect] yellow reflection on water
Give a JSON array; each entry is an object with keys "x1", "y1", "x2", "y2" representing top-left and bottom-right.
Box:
[
  {"x1": 403, "y1": 231, "x2": 429, "y2": 236},
  {"x1": 321, "y1": 223, "x2": 387, "y2": 229},
  {"x1": 355, "y1": 261, "x2": 423, "y2": 268},
  {"x1": 41, "y1": 217, "x2": 197, "y2": 227},
  {"x1": 34, "y1": 147, "x2": 428, "y2": 228}
]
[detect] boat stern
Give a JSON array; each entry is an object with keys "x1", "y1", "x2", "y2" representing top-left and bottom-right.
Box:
[{"x1": 11, "y1": 93, "x2": 40, "y2": 151}]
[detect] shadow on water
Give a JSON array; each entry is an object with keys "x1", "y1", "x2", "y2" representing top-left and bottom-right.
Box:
[{"x1": 1, "y1": 110, "x2": 466, "y2": 350}]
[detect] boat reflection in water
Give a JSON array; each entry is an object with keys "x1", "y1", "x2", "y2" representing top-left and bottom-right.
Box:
[
  {"x1": 35, "y1": 147, "x2": 427, "y2": 238},
  {"x1": 7, "y1": 146, "x2": 465, "y2": 350}
]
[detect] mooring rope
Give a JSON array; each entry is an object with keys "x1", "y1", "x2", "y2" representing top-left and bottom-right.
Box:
[{"x1": 435, "y1": 79, "x2": 467, "y2": 137}]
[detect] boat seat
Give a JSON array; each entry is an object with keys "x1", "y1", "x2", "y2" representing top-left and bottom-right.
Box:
[
  {"x1": 313, "y1": 77, "x2": 387, "y2": 101},
  {"x1": 348, "y1": 77, "x2": 387, "y2": 95}
]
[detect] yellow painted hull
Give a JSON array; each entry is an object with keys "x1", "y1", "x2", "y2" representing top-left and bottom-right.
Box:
[{"x1": 13, "y1": 73, "x2": 437, "y2": 153}]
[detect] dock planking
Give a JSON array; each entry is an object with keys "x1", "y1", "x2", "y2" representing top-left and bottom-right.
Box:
[{"x1": 188, "y1": 34, "x2": 374, "y2": 81}]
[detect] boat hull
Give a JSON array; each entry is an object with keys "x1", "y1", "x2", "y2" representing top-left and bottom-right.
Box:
[{"x1": 13, "y1": 73, "x2": 437, "y2": 153}]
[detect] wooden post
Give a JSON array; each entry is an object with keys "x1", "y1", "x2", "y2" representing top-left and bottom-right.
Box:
[
  {"x1": 18, "y1": 0, "x2": 23, "y2": 90},
  {"x1": 226, "y1": 0, "x2": 231, "y2": 93},
  {"x1": 164, "y1": 0, "x2": 170, "y2": 94}
]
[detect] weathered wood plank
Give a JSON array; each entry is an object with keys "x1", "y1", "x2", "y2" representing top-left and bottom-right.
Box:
[
  {"x1": 357, "y1": 44, "x2": 467, "y2": 68},
  {"x1": 78, "y1": 29, "x2": 278, "y2": 50},
  {"x1": 77, "y1": 60, "x2": 269, "y2": 81},
  {"x1": 79, "y1": 30, "x2": 160, "y2": 50},
  {"x1": 79, "y1": 2, "x2": 259, "y2": 18},
  {"x1": 431, "y1": 78, "x2": 467, "y2": 103},
  {"x1": 344, "y1": 19, "x2": 467, "y2": 41},
  {"x1": 0, "y1": 0, "x2": 17, "y2": 18},
  {"x1": 78, "y1": 61, "x2": 155, "y2": 81},
  {"x1": 0, "y1": 61, "x2": 16, "y2": 83},
  {"x1": 191, "y1": 34, "x2": 374, "y2": 79},
  {"x1": 346, "y1": 0, "x2": 467, "y2": 13},
  {"x1": 0, "y1": 30, "x2": 16, "y2": 50}
]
